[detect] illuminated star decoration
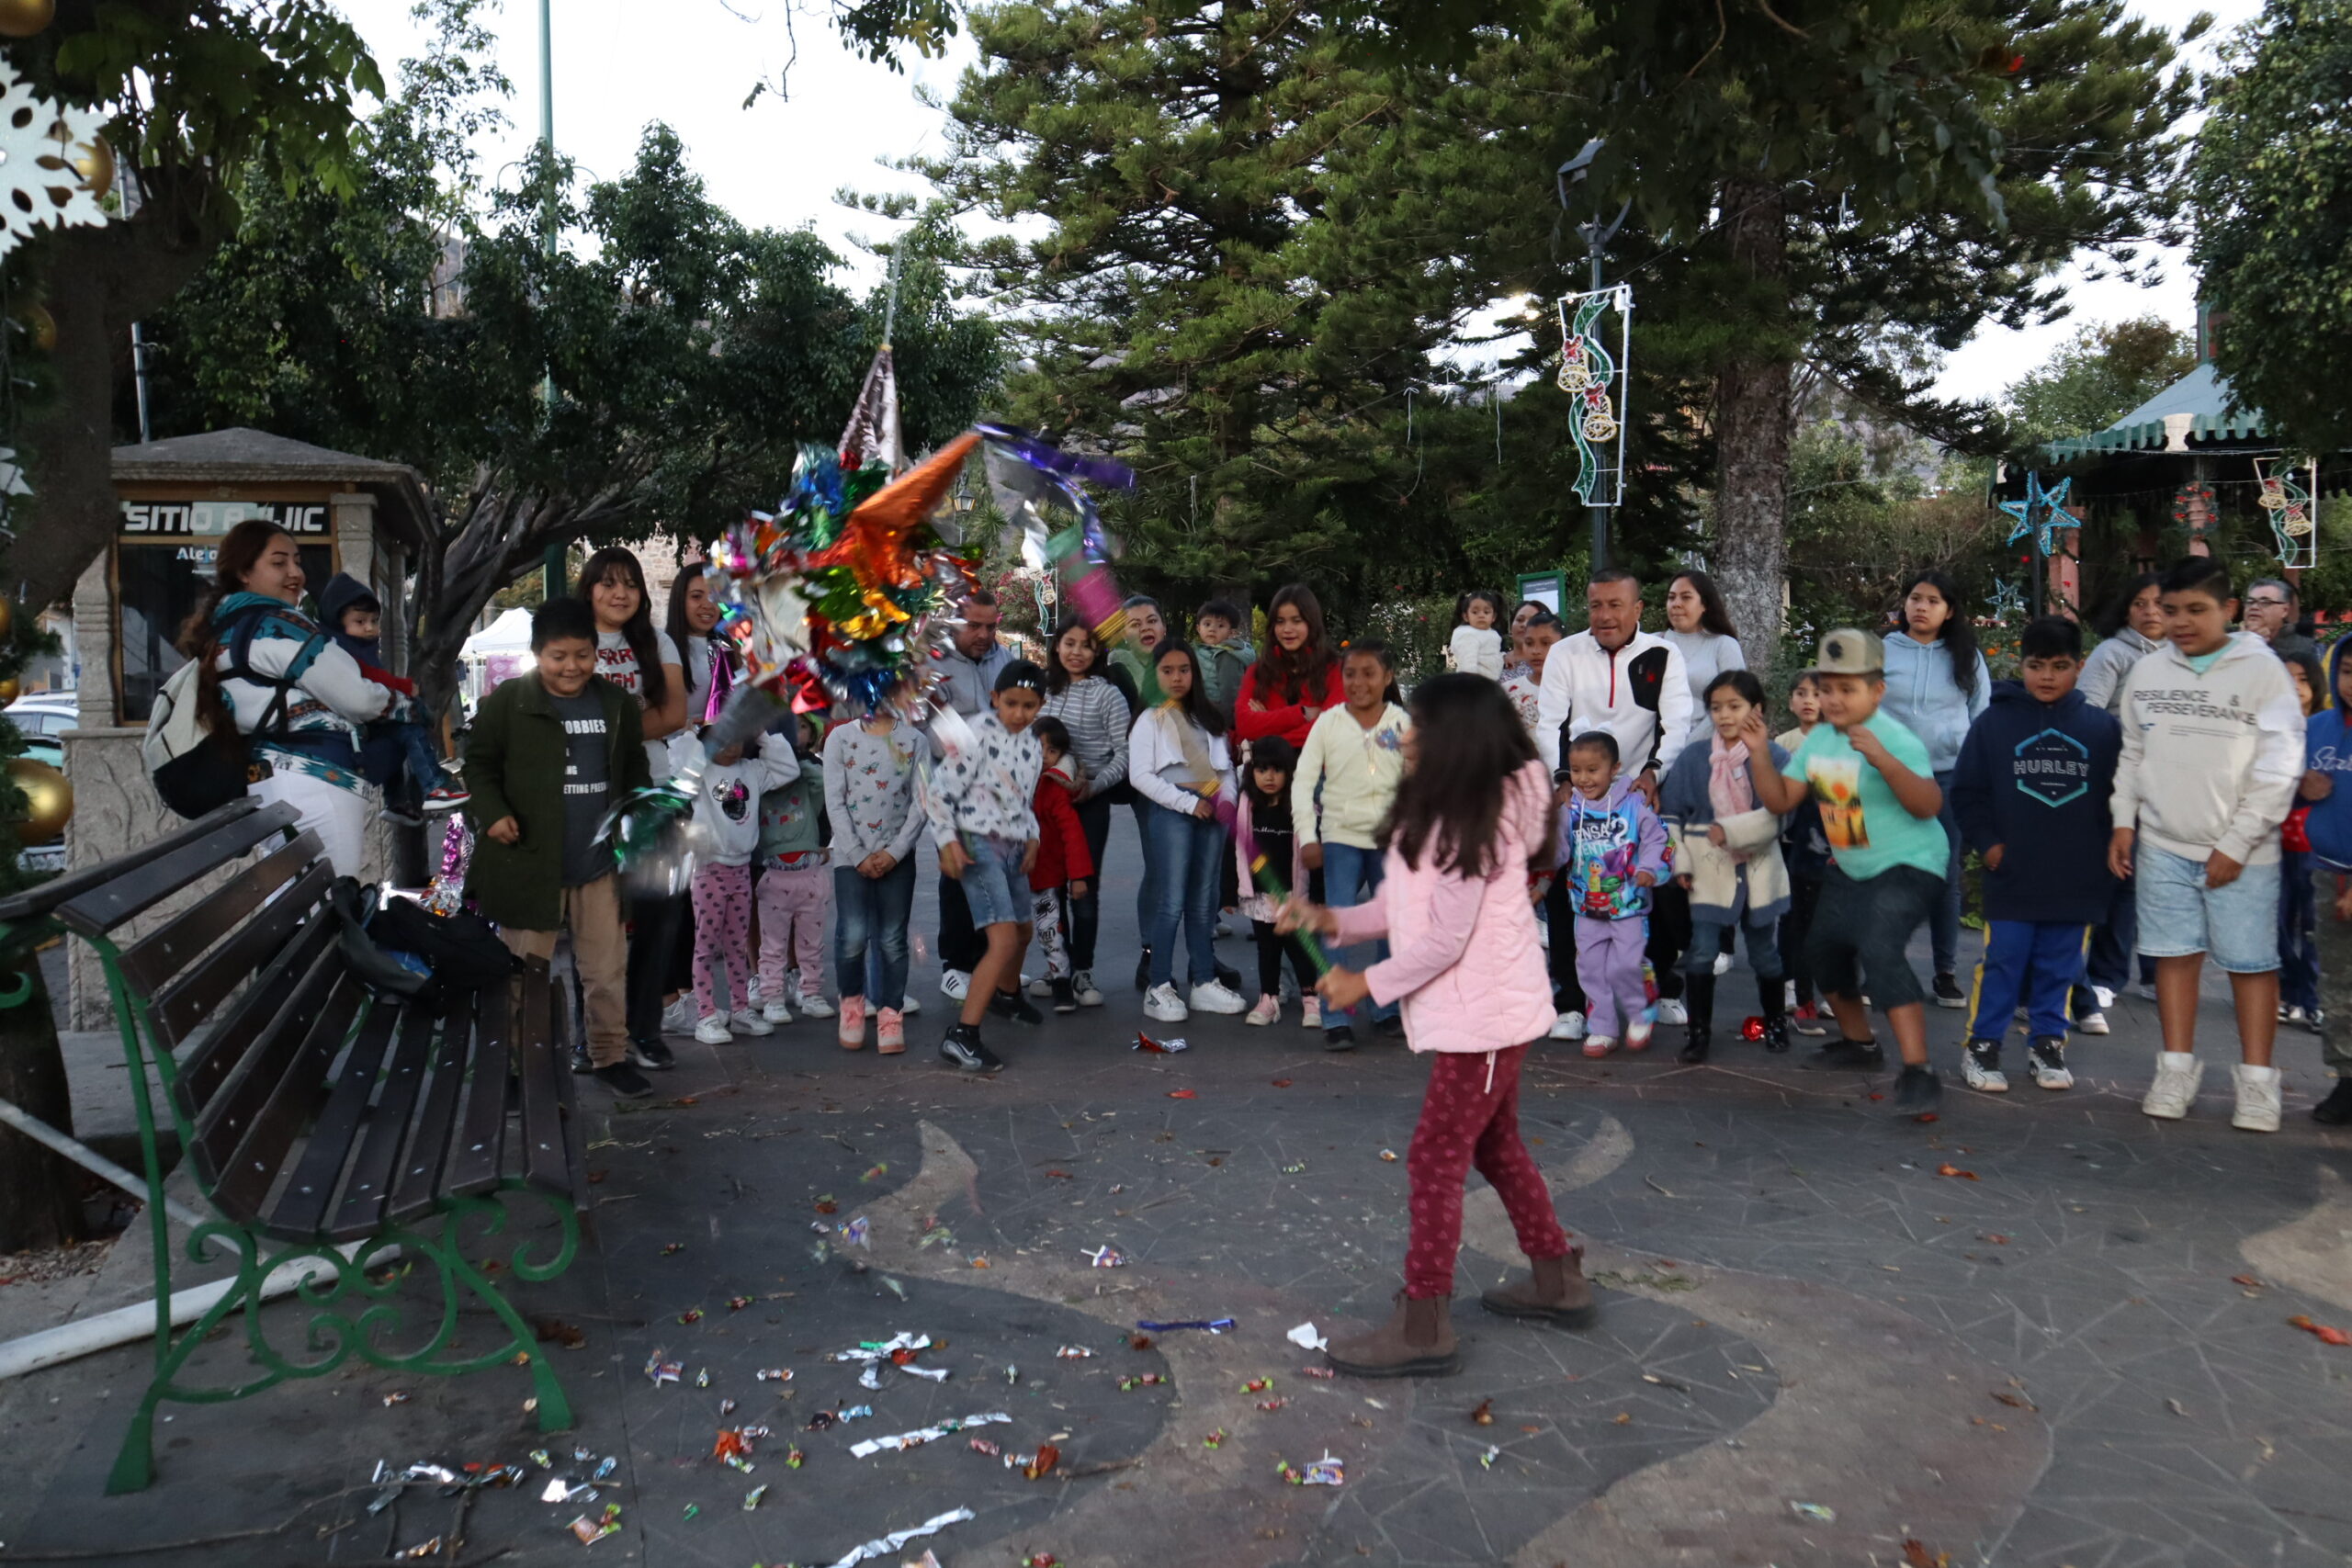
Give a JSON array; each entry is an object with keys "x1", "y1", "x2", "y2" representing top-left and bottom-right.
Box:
[
  {"x1": 1997, "y1": 471, "x2": 2075, "y2": 558},
  {"x1": 1985, "y1": 580, "x2": 2029, "y2": 622}
]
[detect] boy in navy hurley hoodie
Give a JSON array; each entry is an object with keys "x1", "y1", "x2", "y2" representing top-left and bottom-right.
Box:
[{"x1": 1951, "y1": 618, "x2": 2121, "y2": 1092}]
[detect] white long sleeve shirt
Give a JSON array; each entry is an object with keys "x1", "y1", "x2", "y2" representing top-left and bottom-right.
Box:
[
  {"x1": 1534, "y1": 628, "x2": 1694, "y2": 781},
  {"x1": 921, "y1": 711, "x2": 1042, "y2": 848},
  {"x1": 695, "y1": 750, "x2": 801, "y2": 867},
  {"x1": 1128, "y1": 706, "x2": 1236, "y2": 816}
]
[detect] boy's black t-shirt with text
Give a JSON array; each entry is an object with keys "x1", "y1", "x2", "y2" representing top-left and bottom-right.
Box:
[{"x1": 551, "y1": 690, "x2": 611, "y2": 887}]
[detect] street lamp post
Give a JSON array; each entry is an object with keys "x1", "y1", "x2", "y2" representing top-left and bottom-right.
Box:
[{"x1": 1556, "y1": 139, "x2": 1629, "y2": 573}]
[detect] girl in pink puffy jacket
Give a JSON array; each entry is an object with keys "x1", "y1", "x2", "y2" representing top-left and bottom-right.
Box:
[{"x1": 1282, "y1": 673, "x2": 1598, "y2": 1379}]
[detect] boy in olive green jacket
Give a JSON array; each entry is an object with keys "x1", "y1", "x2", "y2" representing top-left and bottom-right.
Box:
[{"x1": 463, "y1": 598, "x2": 654, "y2": 1098}]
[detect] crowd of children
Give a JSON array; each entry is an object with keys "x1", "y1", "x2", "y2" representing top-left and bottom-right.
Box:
[{"x1": 449, "y1": 556, "x2": 2352, "y2": 1134}]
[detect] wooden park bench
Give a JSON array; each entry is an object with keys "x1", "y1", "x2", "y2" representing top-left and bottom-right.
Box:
[{"x1": 0, "y1": 798, "x2": 586, "y2": 1492}]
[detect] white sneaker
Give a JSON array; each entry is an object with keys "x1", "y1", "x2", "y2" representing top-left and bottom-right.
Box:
[
  {"x1": 1144, "y1": 983, "x2": 1189, "y2": 1023},
  {"x1": 729, "y1": 1008, "x2": 775, "y2": 1036},
  {"x1": 1027, "y1": 976, "x2": 1056, "y2": 998},
  {"x1": 1962, "y1": 1043, "x2": 2009, "y2": 1093},
  {"x1": 746, "y1": 974, "x2": 764, "y2": 1006},
  {"x1": 1246, "y1": 994, "x2": 1281, "y2": 1026},
  {"x1": 1656, "y1": 998, "x2": 1689, "y2": 1027},
  {"x1": 940, "y1": 969, "x2": 970, "y2": 1001},
  {"x1": 796, "y1": 990, "x2": 835, "y2": 1019},
  {"x1": 1189, "y1": 978, "x2": 1248, "y2": 1014},
  {"x1": 2075, "y1": 1010, "x2": 2109, "y2": 1036},
  {"x1": 1071, "y1": 972, "x2": 1103, "y2": 1008},
  {"x1": 2232, "y1": 1063, "x2": 2283, "y2": 1133},
  {"x1": 2092, "y1": 985, "x2": 2117, "y2": 1010},
  {"x1": 899, "y1": 993, "x2": 922, "y2": 1017},
  {"x1": 1713, "y1": 952, "x2": 1733, "y2": 976},
  {"x1": 694, "y1": 1015, "x2": 733, "y2": 1045},
  {"x1": 762, "y1": 998, "x2": 793, "y2": 1025},
  {"x1": 2141, "y1": 1053, "x2": 2202, "y2": 1120},
  {"x1": 660, "y1": 995, "x2": 697, "y2": 1035},
  {"x1": 2028, "y1": 1039, "x2": 2074, "y2": 1090},
  {"x1": 1301, "y1": 997, "x2": 1322, "y2": 1029},
  {"x1": 1548, "y1": 1010, "x2": 1587, "y2": 1041}
]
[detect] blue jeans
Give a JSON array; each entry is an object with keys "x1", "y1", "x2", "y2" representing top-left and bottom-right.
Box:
[
  {"x1": 359, "y1": 718, "x2": 449, "y2": 796},
  {"x1": 835, "y1": 857, "x2": 916, "y2": 1004},
  {"x1": 2280, "y1": 847, "x2": 2320, "y2": 1012},
  {"x1": 1928, "y1": 768, "x2": 1963, "y2": 978},
  {"x1": 1968, "y1": 919, "x2": 2087, "y2": 1042},
  {"x1": 1323, "y1": 840, "x2": 1396, "y2": 1023},
  {"x1": 1130, "y1": 798, "x2": 1161, "y2": 964},
  {"x1": 1143, "y1": 801, "x2": 1224, "y2": 987}
]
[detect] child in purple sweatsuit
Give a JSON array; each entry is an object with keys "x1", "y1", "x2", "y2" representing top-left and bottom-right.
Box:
[{"x1": 1559, "y1": 730, "x2": 1669, "y2": 1056}]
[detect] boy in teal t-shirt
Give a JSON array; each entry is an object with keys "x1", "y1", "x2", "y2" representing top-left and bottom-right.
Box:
[{"x1": 1745, "y1": 627, "x2": 1951, "y2": 1117}]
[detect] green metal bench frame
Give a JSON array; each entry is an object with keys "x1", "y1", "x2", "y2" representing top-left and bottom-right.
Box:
[{"x1": 0, "y1": 799, "x2": 584, "y2": 1493}]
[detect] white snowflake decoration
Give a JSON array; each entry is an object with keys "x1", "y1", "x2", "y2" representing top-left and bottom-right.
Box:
[{"x1": 0, "y1": 58, "x2": 113, "y2": 258}]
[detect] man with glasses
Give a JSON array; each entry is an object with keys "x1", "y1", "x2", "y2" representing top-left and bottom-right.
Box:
[
  {"x1": 2244, "y1": 578, "x2": 2319, "y2": 665},
  {"x1": 931, "y1": 591, "x2": 1011, "y2": 1000}
]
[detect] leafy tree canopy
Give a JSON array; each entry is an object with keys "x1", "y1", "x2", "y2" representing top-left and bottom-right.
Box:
[
  {"x1": 2007, "y1": 316, "x2": 2196, "y2": 447},
  {"x1": 2189, "y1": 0, "x2": 2352, "y2": 456}
]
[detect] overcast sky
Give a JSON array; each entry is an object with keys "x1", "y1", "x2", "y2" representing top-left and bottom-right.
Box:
[{"x1": 333, "y1": 0, "x2": 2257, "y2": 407}]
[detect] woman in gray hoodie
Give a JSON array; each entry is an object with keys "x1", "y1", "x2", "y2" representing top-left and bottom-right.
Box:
[{"x1": 1879, "y1": 570, "x2": 1991, "y2": 1005}]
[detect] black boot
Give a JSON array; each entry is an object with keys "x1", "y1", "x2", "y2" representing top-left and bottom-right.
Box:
[
  {"x1": 1757, "y1": 972, "x2": 1789, "y2": 1053},
  {"x1": 1679, "y1": 969, "x2": 1714, "y2": 1064}
]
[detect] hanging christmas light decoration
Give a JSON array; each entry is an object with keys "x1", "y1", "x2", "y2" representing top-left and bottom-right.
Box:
[
  {"x1": 1555, "y1": 283, "x2": 1632, "y2": 507},
  {"x1": 2253, "y1": 457, "x2": 2318, "y2": 570}
]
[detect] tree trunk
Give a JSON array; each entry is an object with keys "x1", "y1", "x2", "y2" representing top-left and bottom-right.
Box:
[
  {"x1": 0, "y1": 953, "x2": 84, "y2": 1252},
  {"x1": 15, "y1": 179, "x2": 228, "y2": 615},
  {"x1": 1712, "y1": 178, "x2": 1792, "y2": 675}
]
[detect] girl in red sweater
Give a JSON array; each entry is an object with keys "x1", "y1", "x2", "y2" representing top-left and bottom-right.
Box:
[{"x1": 1234, "y1": 584, "x2": 1345, "y2": 751}]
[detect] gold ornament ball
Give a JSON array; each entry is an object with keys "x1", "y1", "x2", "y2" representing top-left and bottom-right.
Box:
[
  {"x1": 0, "y1": 679, "x2": 18, "y2": 705},
  {"x1": 0, "y1": 0, "x2": 54, "y2": 38},
  {"x1": 67, "y1": 134, "x2": 113, "y2": 199},
  {"x1": 6, "y1": 758, "x2": 71, "y2": 846}
]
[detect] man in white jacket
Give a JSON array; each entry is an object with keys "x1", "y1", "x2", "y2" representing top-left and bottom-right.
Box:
[
  {"x1": 1536, "y1": 570, "x2": 1696, "y2": 798},
  {"x1": 1535, "y1": 570, "x2": 1695, "y2": 1039},
  {"x1": 2108, "y1": 558, "x2": 2305, "y2": 1132}
]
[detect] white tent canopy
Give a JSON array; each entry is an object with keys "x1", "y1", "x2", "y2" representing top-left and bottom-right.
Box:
[{"x1": 461, "y1": 606, "x2": 534, "y2": 659}]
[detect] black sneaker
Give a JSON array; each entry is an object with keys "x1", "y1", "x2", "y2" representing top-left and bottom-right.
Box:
[
  {"x1": 1807, "y1": 1038, "x2": 1886, "y2": 1070},
  {"x1": 1891, "y1": 1063, "x2": 1942, "y2": 1116},
  {"x1": 2313, "y1": 1078, "x2": 2352, "y2": 1125},
  {"x1": 1933, "y1": 973, "x2": 1966, "y2": 1009},
  {"x1": 1759, "y1": 1014, "x2": 1789, "y2": 1054},
  {"x1": 1324, "y1": 1024, "x2": 1357, "y2": 1053},
  {"x1": 939, "y1": 1023, "x2": 1001, "y2": 1073},
  {"x1": 628, "y1": 1036, "x2": 676, "y2": 1070},
  {"x1": 1374, "y1": 1014, "x2": 1406, "y2": 1039},
  {"x1": 593, "y1": 1062, "x2": 657, "y2": 1100},
  {"x1": 989, "y1": 988, "x2": 1045, "y2": 1026},
  {"x1": 1049, "y1": 977, "x2": 1080, "y2": 1014},
  {"x1": 1679, "y1": 1029, "x2": 1712, "y2": 1066}
]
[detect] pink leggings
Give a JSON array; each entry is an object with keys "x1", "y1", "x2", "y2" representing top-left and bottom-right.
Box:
[
  {"x1": 758, "y1": 865, "x2": 831, "y2": 997},
  {"x1": 691, "y1": 863, "x2": 753, "y2": 1019},
  {"x1": 1404, "y1": 1045, "x2": 1569, "y2": 1299}
]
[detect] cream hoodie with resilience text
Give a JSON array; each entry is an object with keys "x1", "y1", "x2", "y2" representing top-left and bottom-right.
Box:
[{"x1": 2111, "y1": 630, "x2": 2303, "y2": 867}]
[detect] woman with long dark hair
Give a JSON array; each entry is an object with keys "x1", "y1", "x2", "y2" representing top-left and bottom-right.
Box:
[
  {"x1": 177, "y1": 519, "x2": 397, "y2": 874},
  {"x1": 578, "y1": 547, "x2": 691, "y2": 1068},
  {"x1": 1280, "y1": 673, "x2": 1590, "y2": 1377},
  {"x1": 1130, "y1": 640, "x2": 1246, "y2": 1022},
  {"x1": 1661, "y1": 570, "x2": 1746, "y2": 731},
  {"x1": 1040, "y1": 617, "x2": 1131, "y2": 1007},
  {"x1": 1880, "y1": 569, "x2": 1992, "y2": 1006},
  {"x1": 1234, "y1": 584, "x2": 1344, "y2": 751}
]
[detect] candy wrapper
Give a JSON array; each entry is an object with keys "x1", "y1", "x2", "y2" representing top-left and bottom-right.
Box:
[
  {"x1": 1133, "y1": 1032, "x2": 1189, "y2": 1053},
  {"x1": 848, "y1": 1413, "x2": 1012, "y2": 1459},
  {"x1": 643, "y1": 1357, "x2": 682, "y2": 1387},
  {"x1": 755, "y1": 1368, "x2": 792, "y2": 1382},
  {"x1": 820, "y1": 1505, "x2": 978, "y2": 1568},
  {"x1": 1287, "y1": 1322, "x2": 1329, "y2": 1352},
  {"x1": 1119, "y1": 1374, "x2": 1166, "y2": 1391},
  {"x1": 1084, "y1": 1246, "x2": 1125, "y2": 1269},
  {"x1": 568, "y1": 1503, "x2": 623, "y2": 1543},
  {"x1": 742, "y1": 1483, "x2": 769, "y2": 1511},
  {"x1": 1055, "y1": 1346, "x2": 1094, "y2": 1359},
  {"x1": 833, "y1": 1332, "x2": 930, "y2": 1364},
  {"x1": 1278, "y1": 1453, "x2": 1345, "y2": 1487}
]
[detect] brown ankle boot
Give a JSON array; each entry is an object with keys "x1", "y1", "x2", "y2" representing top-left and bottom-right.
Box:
[
  {"x1": 1480, "y1": 1249, "x2": 1599, "y2": 1327},
  {"x1": 1326, "y1": 1291, "x2": 1462, "y2": 1378}
]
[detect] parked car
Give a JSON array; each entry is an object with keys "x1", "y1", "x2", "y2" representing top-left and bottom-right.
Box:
[{"x1": 6, "y1": 693, "x2": 74, "y2": 873}]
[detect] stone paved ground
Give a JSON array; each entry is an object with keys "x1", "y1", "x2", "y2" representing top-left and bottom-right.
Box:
[{"x1": 2, "y1": 818, "x2": 2349, "y2": 1568}]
